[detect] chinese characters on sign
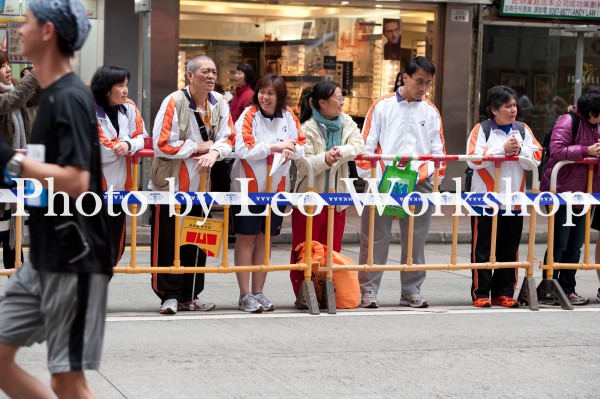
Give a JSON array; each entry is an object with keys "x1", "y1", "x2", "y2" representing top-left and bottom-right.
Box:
[
  {"x1": 6, "y1": 22, "x2": 27, "y2": 63},
  {"x1": 501, "y1": 0, "x2": 600, "y2": 19}
]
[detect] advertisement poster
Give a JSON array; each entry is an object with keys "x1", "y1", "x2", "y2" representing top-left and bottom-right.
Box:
[
  {"x1": 0, "y1": 0, "x2": 20, "y2": 16},
  {"x1": 6, "y1": 21, "x2": 27, "y2": 63},
  {"x1": 382, "y1": 18, "x2": 401, "y2": 61}
]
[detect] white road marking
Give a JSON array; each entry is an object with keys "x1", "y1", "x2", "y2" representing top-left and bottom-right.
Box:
[{"x1": 107, "y1": 306, "x2": 600, "y2": 322}]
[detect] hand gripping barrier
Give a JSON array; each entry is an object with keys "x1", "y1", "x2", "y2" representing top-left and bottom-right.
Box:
[
  {"x1": 539, "y1": 157, "x2": 600, "y2": 310},
  {"x1": 315, "y1": 153, "x2": 542, "y2": 313}
]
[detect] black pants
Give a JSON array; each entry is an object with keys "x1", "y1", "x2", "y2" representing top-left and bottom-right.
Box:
[
  {"x1": 470, "y1": 214, "x2": 523, "y2": 299},
  {"x1": 107, "y1": 212, "x2": 126, "y2": 266},
  {"x1": 0, "y1": 211, "x2": 23, "y2": 270},
  {"x1": 150, "y1": 204, "x2": 207, "y2": 303}
]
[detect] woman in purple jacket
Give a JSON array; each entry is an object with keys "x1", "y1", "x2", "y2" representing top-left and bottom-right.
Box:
[{"x1": 540, "y1": 86, "x2": 600, "y2": 306}]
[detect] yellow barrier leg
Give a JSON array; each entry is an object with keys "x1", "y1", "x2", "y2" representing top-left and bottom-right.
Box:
[
  {"x1": 222, "y1": 204, "x2": 230, "y2": 267},
  {"x1": 174, "y1": 204, "x2": 181, "y2": 268},
  {"x1": 130, "y1": 160, "x2": 139, "y2": 268},
  {"x1": 324, "y1": 201, "x2": 336, "y2": 313},
  {"x1": 15, "y1": 214, "x2": 22, "y2": 268},
  {"x1": 367, "y1": 164, "x2": 376, "y2": 266},
  {"x1": 584, "y1": 165, "x2": 593, "y2": 265},
  {"x1": 407, "y1": 205, "x2": 415, "y2": 266},
  {"x1": 489, "y1": 164, "x2": 500, "y2": 264}
]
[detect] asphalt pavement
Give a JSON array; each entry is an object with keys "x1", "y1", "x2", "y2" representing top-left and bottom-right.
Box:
[{"x1": 1, "y1": 241, "x2": 600, "y2": 398}]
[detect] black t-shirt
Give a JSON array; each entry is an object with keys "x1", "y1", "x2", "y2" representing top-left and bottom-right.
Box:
[{"x1": 28, "y1": 72, "x2": 113, "y2": 275}]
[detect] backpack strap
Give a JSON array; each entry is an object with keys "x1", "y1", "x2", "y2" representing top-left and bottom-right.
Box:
[
  {"x1": 481, "y1": 119, "x2": 492, "y2": 141},
  {"x1": 514, "y1": 121, "x2": 526, "y2": 140},
  {"x1": 180, "y1": 89, "x2": 210, "y2": 142}
]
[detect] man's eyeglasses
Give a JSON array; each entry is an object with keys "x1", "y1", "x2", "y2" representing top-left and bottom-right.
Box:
[{"x1": 408, "y1": 76, "x2": 433, "y2": 88}]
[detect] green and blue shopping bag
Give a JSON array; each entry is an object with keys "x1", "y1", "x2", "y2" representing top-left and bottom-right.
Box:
[{"x1": 377, "y1": 156, "x2": 418, "y2": 218}]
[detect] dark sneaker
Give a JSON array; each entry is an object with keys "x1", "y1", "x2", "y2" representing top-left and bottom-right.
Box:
[
  {"x1": 399, "y1": 293, "x2": 429, "y2": 308},
  {"x1": 473, "y1": 297, "x2": 492, "y2": 307},
  {"x1": 567, "y1": 292, "x2": 590, "y2": 306},
  {"x1": 491, "y1": 296, "x2": 519, "y2": 308},
  {"x1": 597, "y1": 288, "x2": 600, "y2": 303},
  {"x1": 253, "y1": 292, "x2": 275, "y2": 311},
  {"x1": 360, "y1": 292, "x2": 379, "y2": 308}
]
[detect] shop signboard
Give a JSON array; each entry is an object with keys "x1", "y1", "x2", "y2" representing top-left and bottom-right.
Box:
[
  {"x1": 0, "y1": 0, "x2": 20, "y2": 16},
  {"x1": 6, "y1": 21, "x2": 27, "y2": 63},
  {"x1": 501, "y1": 0, "x2": 600, "y2": 20},
  {"x1": 81, "y1": 0, "x2": 98, "y2": 19}
]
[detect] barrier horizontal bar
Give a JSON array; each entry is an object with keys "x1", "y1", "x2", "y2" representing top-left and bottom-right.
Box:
[
  {"x1": 539, "y1": 263, "x2": 600, "y2": 270},
  {"x1": 112, "y1": 264, "x2": 309, "y2": 274},
  {"x1": 325, "y1": 261, "x2": 532, "y2": 272}
]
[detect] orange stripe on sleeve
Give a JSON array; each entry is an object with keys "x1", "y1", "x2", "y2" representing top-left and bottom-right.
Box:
[
  {"x1": 178, "y1": 163, "x2": 190, "y2": 192},
  {"x1": 225, "y1": 114, "x2": 236, "y2": 147},
  {"x1": 418, "y1": 163, "x2": 429, "y2": 183},
  {"x1": 426, "y1": 99, "x2": 446, "y2": 177},
  {"x1": 98, "y1": 122, "x2": 119, "y2": 149},
  {"x1": 361, "y1": 94, "x2": 395, "y2": 143},
  {"x1": 477, "y1": 168, "x2": 495, "y2": 192},
  {"x1": 157, "y1": 97, "x2": 185, "y2": 155},
  {"x1": 241, "y1": 106, "x2": 258, "y2": 149},
  {"x1": 287, "y1": 107, "x2": 306, "y2": 146},
  {"x1": 524, "y1": 123, "x2": 543, "y2": 161},
  {"x1": 241, "y1": 160, "x2": 258, "y2": 192}
]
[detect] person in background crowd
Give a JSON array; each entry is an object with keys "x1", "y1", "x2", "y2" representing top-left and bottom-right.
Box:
[
  {"x1": 0, "y1": 1, "x2": 113, "y2": 397},
  {"x1": 229, "y1": 64, "x2": 255, "y2": 123},
  {"x1": 382, "y1": 19, "x2": 401, "y2": 61},
  {"x1": 356, "y1": 56, "x2": 445, "y2": 309},
  {"x1": 91, "y1": 65, "x2": 148, "y2": 266},
  {"x1": 393, "y1": 71, "x2": 404, "y2": 92},
  {"x1": 467, "y1": 85, "x2": 541, "y2": 308},
  {"x1": 19, "y1": 66, "x2": 40, "y2": 124},
  {"x1": 541, "y1": 86, "x2": 600, "y2": 306},
  {"x1": 0, "y1": 51, "x2": 30, "y2": 270},
  {"x1": 290, "y1": 80, "x2": 365, "y2": 296},
  {"x1": 515, "y1": 85, "x2": 534, "y2": 124},
  {"x1": 149, "y1": 54, "x2": 234, "y2": 315},
  {"x1": 231, "y1": 74, "x2": 306, "y2": 312}
]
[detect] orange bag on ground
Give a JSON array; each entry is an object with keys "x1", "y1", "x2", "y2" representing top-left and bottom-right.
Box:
[{"x1": 294, "y1": 241, "x2": 360, "y2": 309}]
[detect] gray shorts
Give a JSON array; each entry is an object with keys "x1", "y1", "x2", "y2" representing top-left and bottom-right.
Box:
[{"x1": 0, "y1": 263, "x2": 109, "y2": 374}]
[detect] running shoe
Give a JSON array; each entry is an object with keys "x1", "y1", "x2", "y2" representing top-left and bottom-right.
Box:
[
  {"x1": 399, "y1": 293, "x2": 429, "y2": 308},
  {"x1": 160, "y1": 298, "x2": 178, "y2": 315},
  {"x1": 473, "y1": 297, "x2": 492, "y2": 307},
  {"x1": 179, "y1": 299, "x2": 216, "y2": 311},
  {"x1": 253, "y1": 292, "x2": 275, "y2": 311},
  {"x1": 238, "y1": 294, "x2": 264, "y2": 313},
  {"x1": 491, "y1": 296, "x2": 519, "y2": 308},
  {"x1": 566, "y1": 292, "x2": 590, "y2": 306},
  {"x1": 360, "y1": 292, "x2": 379, "y2": 308}
]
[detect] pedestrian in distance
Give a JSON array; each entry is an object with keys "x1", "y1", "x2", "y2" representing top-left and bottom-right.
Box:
[
  {"x1": 0, "y1": 1, "x2": 114, "y2": 397},
  {"x1": 149, "y1": 54, "x2": 235, "y2": 315},
  {"x1": 0, "y1": 50, "x2": 31, "y2": 271},
  {"x1": 356, "y1": 56, "x2": 445, "y2": 309},
  {"x1": 92, "y1": 65, "x2": 148, "y2": 266},
  {"x1": 231, "y1": 74, "x2": 306, "y2": 312},
  {"x1": 467, "y1": 85, "x2": 542, "y2": 308},
  {"x1": 289, "y1": 80, "x2": 365, "y2": 297},
  {"x1": 229, "y1": 64, "x2": 255, "y2": 124},
  {"x1": 540, "y1": 86, "x2": 600, "y2": 306}
]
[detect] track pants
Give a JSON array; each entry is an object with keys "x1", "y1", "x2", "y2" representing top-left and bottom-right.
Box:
[
  {"x1": 358, "y1": 181, "x2": 433, "y2": 296},
  {"x1": 150, "y1": 205, "x2": 207, "y2": 303},
  {"x1": 470, "y1": 214, "x2": 522, "y2": 299},
  {"x1": 106, "y1": 212, "x2": 126, "y2": 266}
]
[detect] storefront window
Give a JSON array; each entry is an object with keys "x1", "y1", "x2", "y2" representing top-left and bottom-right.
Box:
[
  {"x1": 179, "y1": 0, "x2": 438, "y2": 123},
  {"x1": 481, "y1": 24, "x2": 600, "y2": 141}
]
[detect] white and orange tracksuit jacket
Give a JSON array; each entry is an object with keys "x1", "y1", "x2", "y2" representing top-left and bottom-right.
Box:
[
  {"x1": 231, "y1": 105, "x2": 306, "y2": 193},
  {"x1": 97, "y1": 99, "x2": 148, "y2": 190},
  {"x1": 466, "y1": 120, "x2": 542, "y2": 197},
  {"x1": 149, "y1": 88, "x2": 235, "y2": 192},
  {"x1": 356, "y1": 91, "x2": 446, "y2": 184}
]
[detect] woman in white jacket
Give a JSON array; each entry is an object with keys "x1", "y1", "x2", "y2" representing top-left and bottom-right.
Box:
[
  {"x1": 290, "y1": 81, "x2": 365, "y2": 296},
  {"x1": 91, "y1": 65, "x2": 148, "y2": 266},
  {"x1": 231, "y1": 74, "x2": 306, "y2": 312}
]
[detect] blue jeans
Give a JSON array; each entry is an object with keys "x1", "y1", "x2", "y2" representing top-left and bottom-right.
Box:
[{"x1": 543, "y1": 206, "x2": 586, "y2": 294}]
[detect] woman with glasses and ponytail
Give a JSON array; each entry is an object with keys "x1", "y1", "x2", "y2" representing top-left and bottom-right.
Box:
[{"x1": 289, "y1": 81, "x2": 365, "y2": 297}]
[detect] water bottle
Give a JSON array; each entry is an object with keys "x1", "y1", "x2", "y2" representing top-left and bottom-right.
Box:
[{"x1": 25, "y1": 144, "x2": 48, "y2": 207}]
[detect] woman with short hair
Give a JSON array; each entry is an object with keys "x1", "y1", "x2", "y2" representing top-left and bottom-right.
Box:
[
  {"x1": 91, "y1": 65, "x2": 148, "y2": 266},
  {"x1": 231, "y1": 74, "x2": 306, "y2": 312}
]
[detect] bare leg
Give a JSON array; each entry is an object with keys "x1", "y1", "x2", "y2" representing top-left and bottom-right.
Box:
[
  {"x1": 51, "y1": 371, "x2": 96, "y2": 399},
  {"x1": 0, "y1": 343, "x2": 54, "y2": 399},
  {"x1": 251, "y1": 233, "x2": 268, "y2": 293},
  {"x1": 234, "y1": 234, "x2": 256, "y2": 296}
]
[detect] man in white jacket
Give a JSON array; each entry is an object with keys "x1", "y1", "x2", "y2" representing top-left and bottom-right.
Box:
[{"x1": 356, "y1": 57, "x2": 445, "y2": 309}]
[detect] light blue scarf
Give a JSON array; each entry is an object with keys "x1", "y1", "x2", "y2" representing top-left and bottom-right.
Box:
[{"x1": 312, "y1": 107, "x2": 342, "y2": 151}]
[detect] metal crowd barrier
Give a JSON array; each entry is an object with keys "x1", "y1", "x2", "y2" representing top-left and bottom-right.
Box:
[
  {"x1": 317, "y1": 154, "x2": 542, "y2": 313},
  {"x1": 540, "y1": 157, "x2": 600, "y2": 310}
]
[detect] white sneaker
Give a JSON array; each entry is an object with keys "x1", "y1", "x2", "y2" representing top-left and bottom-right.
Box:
[
  {"x1": 399, "y1": 293, "x2": 429, "y2": 308},
  {"x1": 253, "y1": 292, "x2": 275, "y2": 311},
  {"x1": 160, "y1": 298, "x2": 178, "y2": 315},
  {"x1": 238, "y1": 294, "x2": 264, "y2": 313},
  {"x1": 361, "y1": 292, "x2": 379, "y2": 308},
  {"x1": 179, "y1": 299, "x2": 216, "y2": 311}
]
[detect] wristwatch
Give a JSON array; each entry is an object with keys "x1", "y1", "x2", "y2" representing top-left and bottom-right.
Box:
[{"x1": 6, "y1": 153, "x2": 25, "y2": 176}]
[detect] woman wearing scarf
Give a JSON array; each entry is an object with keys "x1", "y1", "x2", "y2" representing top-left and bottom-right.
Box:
[
  {"x1": 0, "y1": 51, "x2": 31, "y2": 270},
  {"x1": 290, "y1": 81, "x2": 365, "y2": 296}
]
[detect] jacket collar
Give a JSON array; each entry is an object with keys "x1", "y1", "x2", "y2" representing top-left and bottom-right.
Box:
[
  {"x1": 95, "y1": 103, "x2": 126, "y2": 119},
  {"x1": 396, "y1": 87, "x2": 422, "y2": 103}
]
